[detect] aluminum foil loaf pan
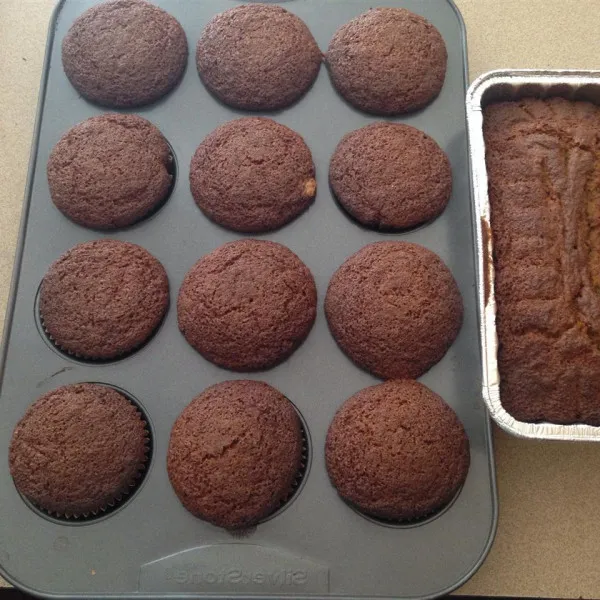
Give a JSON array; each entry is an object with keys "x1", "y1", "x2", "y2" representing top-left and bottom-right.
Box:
[{"x1": 466, "y1": 69, "x2": 600, "y2": 441}]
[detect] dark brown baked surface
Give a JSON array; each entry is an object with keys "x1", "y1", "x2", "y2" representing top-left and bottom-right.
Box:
[
  {"x1": 329, "y1": 122, "x2": 452, "y2": 229},
  {"x1": 177, "y1": 240, "x2": 317, "y2": 371},
  {"x1": 167, "y1": 380, "x2": 303, "y2": 529},
  {"x1": 484, "y1": 97, "x2": 600, "y2": 425},
  {"x1": 190, "y1": 117, "x2": 316, "y2": 233},
  {"x1": 62, "y1": 0, "x2": 188, "y2": 108},
  {"x1": 47, "y1": 114, "x2": 173, "y2": 229},
  {"x1": 325, "y1": 380, "x2": 469, "y2": 521},
  {"x1": 40, "y1": 240, "x2": 169, "y2": 360},
  {"x1": 326, "y1": 8, "x2": 447, "y2": 115},
  {"x1": 9, "y1": 383, "x2": 148, "y2": 517},
  {"x1": 325, "y1": 241, "x2": 463, "y2": 379},
  {"x1": 196, "y1": 4, "x2": 322, "y2": 110}
]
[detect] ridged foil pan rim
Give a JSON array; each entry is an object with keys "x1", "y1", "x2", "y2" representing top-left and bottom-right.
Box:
[{"x1": 466, "y1": 69, "x2": 600, "y2": 441}]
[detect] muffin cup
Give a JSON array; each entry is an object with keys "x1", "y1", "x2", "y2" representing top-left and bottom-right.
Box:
[
  {"x1": 17, "y1": 386, "x2": 153, "y2": 523},
  {"x1": 227, "y1": 407, "x2": 310, "y2": 534},
  {"x1": 261, "y1": 408, "x2": 311, "y2": 523},
  {"x1": 37, "y1": 293, "x2": 168, "y2": 364},
  {"x1": 343, "y1": 483, "x2": 465, "y2": 529},
  {"x1": 52, "y1": 420, "x2": 150, "y2": 521}
]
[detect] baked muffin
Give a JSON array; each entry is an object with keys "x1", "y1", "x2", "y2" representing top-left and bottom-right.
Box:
[
  {"x1": 47, "y1": 114, "x2": 174, "y2": 229},
  {"x1": 9, "y1": 383, "x2": 149, "y2": 518},
  {"x1": 326, "y1": 380, "x2": 469, "y2": 521},
  {"x1": 190, "y1": 117, "x2": 316, "y2": 232},
  {"x1": 40, "y1": 240, "x2": 169, "y2": 360},
  {"x1": 329, "y1": 122, "x2": 452, "y2": 230},
  {"x1": 325, "y1": 241, "x2": 463, "y2": 379},
  {"x1": 62, "y1": 0, "x2": 188, "y2": 107},
  {"x1": 167, "y1": 380, "x2": 304, "y2": 529},
  {"x1": 196, "y1": 4, "x2": 321, "y2": 110},
  {"x1": 177, "y1": 240, "x2": 317, "y2": 371},
  {"x1": 326, "y1": 8, "x2": 447, "y2": 115}
]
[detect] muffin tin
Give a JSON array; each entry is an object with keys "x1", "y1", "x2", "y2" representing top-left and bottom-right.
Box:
[{"x1": 0, "y1": 0, "x2": 497, "y2": 598}]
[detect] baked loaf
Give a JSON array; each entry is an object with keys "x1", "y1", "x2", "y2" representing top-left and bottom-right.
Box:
[{"x1": 484, "y1": 97, "x2": 600, "y2": 424}]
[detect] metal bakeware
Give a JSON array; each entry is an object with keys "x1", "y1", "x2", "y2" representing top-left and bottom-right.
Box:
[
  {"x1": 466, "y1": 68, "x2": 600, "y2": 441},
  {"x1": 0, "y1": 1, "x2": 497, "y2": 598}
]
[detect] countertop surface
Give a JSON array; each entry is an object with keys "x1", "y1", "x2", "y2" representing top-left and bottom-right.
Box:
[{"x1": 1, "y1": 1, "x2": 600, "y2": 598}]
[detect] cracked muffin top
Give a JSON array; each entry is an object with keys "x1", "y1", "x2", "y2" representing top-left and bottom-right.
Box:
[
  {"x1": 167, "y1": 380, "x2": 303, "y2": 529},
  {"x1": 40, "y1": 239, "x2": 169, "y2": 360},
  {"x1": 196, "y1": 3, "x2": 321, "y2": 110},
  {"x1": 326, "y1": 379, "x2": 469, "y2": 521},
  {"x1": 326, "y1": 8, "x2": 447, "y2": 115},
  {"x1": 47, "y1": 113, "x2": 173, "y2": 230},
  {"x1": 177, "y1": 240, "x2": 317, "y2": 371},
  {"x1": 329, "y1": 122, "x2": 452, "y2": 230},
  {"x1": 190, "y1": 118, "x2": 316, "y2": 233},
  {"x1": 62, "y1": 0, "x2": 188, "y2": 108},
  {"x1": 10, "y1": 383, "x2": 149, "y2": 518},
  {"x1": 325, "y1": 241, "x2": 463, "y2": 379}
]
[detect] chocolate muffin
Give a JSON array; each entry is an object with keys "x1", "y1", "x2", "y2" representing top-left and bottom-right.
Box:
[
  {"x1": 62, "y1": 0, "x2": 188, "y2": 108},
  {"x1": 326, "y1": 8, "x2": 447, "y2": 115},
  {"x1": 325, "y1": 242, "x2": 463, "y2": 379},
  {"x1": 47, "y1": 114, "x2": 173, "y2": 229},
  {"x1": 190, "y1": 117, "x2": 316, "y2": 233},
  {"x1": 39, "y1": 240, "x2": 169, "y2": 360},
  {"x1": 329, "y1": 122, "x2": 452, "y2": 230},
  {"x1": 177, "y1": 240, "x2": 317, "y2": 371},
  {"x1": 326, "y1": 380, "x2": 470, "y2": 521},
  {"x1": 9, "y1": 383, "x2": 149, "y2": 517},
  {"x1": 167, "y1": 380, "x2": 304, "y2": 529},
  {"x1": 196, "y1": 4, "x2": 322, "y2": 110}
]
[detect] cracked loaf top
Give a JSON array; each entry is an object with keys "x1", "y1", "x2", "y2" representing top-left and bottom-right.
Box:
[{"x1": 484, "y1": 97, "x2": 600, "y2": 425}]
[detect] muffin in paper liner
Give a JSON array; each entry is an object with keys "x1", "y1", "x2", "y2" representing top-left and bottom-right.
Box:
[
  {"x1": 167, "y1": 380, "x2": 306, "y2": 530},
  {"x1": 342, "y1": 483, "x2": 465, "y2": 528},
  {"x1": 227, "y1": 412, "x2": 310, "y2": 538},
  {"x1": 38, "y1": 310, "x2": 162, "y2": 364},
  {"x1": 267, "y1": 413, "x2": 310, "y2": 517},
  {"x1": 325, "y1": 380, "x2": 470, "y2": 525},
  {"x1": 9, "y1": 383, "x2": 151, "y2": 521},
  {"x1": 47, "y1": 113, "x2": 176, "y2": 230},
  {"x1": 37, "y1": 239, "x2": 169, "y2": 363}
]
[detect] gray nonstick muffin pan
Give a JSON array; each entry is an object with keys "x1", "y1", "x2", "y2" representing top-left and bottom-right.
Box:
[{"x1": 0, "y1": 0, "x2": 497, "y2": 598}]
